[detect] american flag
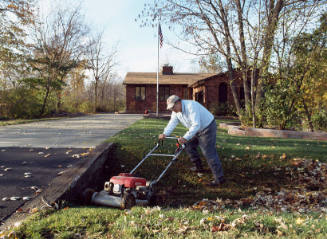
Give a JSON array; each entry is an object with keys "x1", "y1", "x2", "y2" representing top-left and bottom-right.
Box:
[{"x1": 158, "y1": 23, "x2": 163, "y2": 48}]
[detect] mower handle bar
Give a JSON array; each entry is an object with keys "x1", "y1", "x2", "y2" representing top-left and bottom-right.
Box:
[{"x1": 129, "y1": 136, "x2": 185, "y2": 175}]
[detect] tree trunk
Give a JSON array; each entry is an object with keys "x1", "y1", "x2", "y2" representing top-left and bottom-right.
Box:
[
  {"x1": 94, "y1": 76, "x2": 99, "y2": 112},
  {"x1": 302, "y1": 99, "x2": 314, "y2": 132},
  {"x1": 235, "y1": 0, "x2": 251, "y2": 115},
  {"x1": 251, "y1": 67, "x2": 258, "y2": 127},
  {"x1": 255, "y1": 0, "x2": 284, "y2": 113},
  {"x1": 242, "y1": 71, "x2": 251, "y2": 113},
  {"x1": 56, "y1": 91, "x2": 62, "y2": 112},
  {"x1": 40, "y1": 86, "x2": 50, "y2": 116},
  {"x1": 227, "y1": 64, "x2": 241, "y2": 115},
  {"x1": 113, "y1": 86, "x2": 116, "y2": 112}
]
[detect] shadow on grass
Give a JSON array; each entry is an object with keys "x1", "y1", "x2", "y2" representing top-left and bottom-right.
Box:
[
  {"x1": 103, "y1": 118, "x2": 327, "y2": 209},
  {"x1": 104, "y1": 144, "x2": 298, "y2": 209}
]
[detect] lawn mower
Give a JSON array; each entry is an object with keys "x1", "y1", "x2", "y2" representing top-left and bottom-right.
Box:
[{"x1": 83, "y1": 137, "x2": 185, "y2": 209}]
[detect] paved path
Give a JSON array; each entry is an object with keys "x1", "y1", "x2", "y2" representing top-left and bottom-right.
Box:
[
  {"x1": 0, "y1": 114, "x2": 143, "y2": 148},
  {"x1": 0, "y1": 114, "x2": 142, "y2": 222}
]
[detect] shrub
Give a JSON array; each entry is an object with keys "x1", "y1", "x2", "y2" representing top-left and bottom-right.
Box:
[
  {"x1": 239, "y1": 108, "x2": 253, "y2": 126},
  {"x1": 209, "y1": 102, "x2": 235, "y2": 116},
  {"x1": 4, "y1": 87, "x2": 43, "y2": 119},
  {"x1": 312, "y1": 109, "x2": 327, "y2": 131}
]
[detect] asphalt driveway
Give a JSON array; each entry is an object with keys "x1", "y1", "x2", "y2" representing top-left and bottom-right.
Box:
[
  {"x1": 0, "y1": 114, "x2": 142, "y2": 148},
  {"x1": 0, "y1": 114, "x2": 142, "y2": 222}
]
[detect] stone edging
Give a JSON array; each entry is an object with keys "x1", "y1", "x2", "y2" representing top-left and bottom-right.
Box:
[{"x1": 219, "y1": 123, "x2": 327, "y2": 141}]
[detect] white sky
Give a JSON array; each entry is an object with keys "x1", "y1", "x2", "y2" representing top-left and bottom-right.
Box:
[{"x1": 38, "y1": 0, "x2": 200, "y2": 81}]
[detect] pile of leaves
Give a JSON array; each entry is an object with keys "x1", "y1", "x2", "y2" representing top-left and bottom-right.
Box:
[{"x1": 193, "y1": 158, "x2": 327, "y2": 213}]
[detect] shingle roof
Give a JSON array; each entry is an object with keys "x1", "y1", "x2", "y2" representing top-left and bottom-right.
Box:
[{"x1": 123, "y1": 72, "x2": 216, "y2": 86}]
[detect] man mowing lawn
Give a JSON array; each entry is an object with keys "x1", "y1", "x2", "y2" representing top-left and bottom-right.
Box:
[{"x1": 158, "y1": 95, "x2": 225, "y2": 187}]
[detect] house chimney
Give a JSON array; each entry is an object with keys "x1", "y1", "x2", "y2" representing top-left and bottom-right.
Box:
[{"x1": 162, "y1": 65, "x2": 173, "y2": 75}]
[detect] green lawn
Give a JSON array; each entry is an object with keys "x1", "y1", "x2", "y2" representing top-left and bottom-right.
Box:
[{"x1": 8, "y1": 118, "x2": 327, "y2": 238}]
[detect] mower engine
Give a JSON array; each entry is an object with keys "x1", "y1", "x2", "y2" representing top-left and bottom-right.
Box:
[
  {"x1": 105, "y1": 173, "x2": 147, "y2": 196},
  {"x1": 84, "y1": 173, "x2": 153, "y2": 209}
]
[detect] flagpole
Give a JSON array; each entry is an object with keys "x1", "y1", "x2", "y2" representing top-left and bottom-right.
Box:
[{"x1": 156, "y1": 23, "x2": 159, "y2": 117}]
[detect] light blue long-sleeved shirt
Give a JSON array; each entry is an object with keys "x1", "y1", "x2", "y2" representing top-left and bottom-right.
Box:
[{"x1": 163, "y1": 100, "x2": 214, "y2": 140}]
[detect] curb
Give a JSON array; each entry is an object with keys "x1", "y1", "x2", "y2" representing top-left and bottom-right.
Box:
[{"x1": 0, "y1": 142, "x2": 116, "y2": 231}]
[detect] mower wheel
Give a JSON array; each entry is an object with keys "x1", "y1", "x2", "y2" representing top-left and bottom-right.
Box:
[
  {"x1": 121, "y1": 192, "x2": 136, "y2": 209},
  {"x1": 82, "y1": 188, "x2": 95, "y2": 205},
  {"x1": 148, "y1": 194, "x2": 157, "y2": 206},
  {"x1": 104, "y1": 182, "x2": 114, "y2": 194}
]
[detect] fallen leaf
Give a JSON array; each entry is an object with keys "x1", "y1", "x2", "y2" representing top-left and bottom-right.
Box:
[
  {"x1": 280, "y1": 153, "x2": 287, "y2": 160},
  {"x1": 176, "y1": 226, "x2": 188, "y2": 234},
  {"x1": 262, "y1": 154, "x2": 268, "y2": 159},
  {"x1": 66, "y1": 150, "x2": 72, "y2": 154},
  {"x1": 16, "y1": 208, "x2": 24, "y2": 213},
  {"x1": 72, "y1": 154, "x2": 80, "y2": 159},
  {"x1": 29, "y1": 208, "x2": 38, "y2": 213},
  {"x1": 296, "y1": 217, "x2": 305, "y2": 225},
  {"x1": 10, "y1": 197, "x2": 21, "y2": 201}
]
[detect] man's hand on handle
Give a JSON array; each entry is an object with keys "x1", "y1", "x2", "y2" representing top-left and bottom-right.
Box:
[
  {"x1": 158, "y1": 134, "x2": 166, "y2": 140},
  {"x1": 177, "y1": 137, "x2": 187, "y2": 145},
  {"x1": 158, "y1": 134, "x2": 187, "y2": 145}
]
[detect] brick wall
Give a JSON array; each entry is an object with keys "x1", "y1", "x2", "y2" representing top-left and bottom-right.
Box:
[
  {"x1": 125, "y1": 85, "x2": 189, "y2": 113},
  {"x1": 193, "y1": 73, "x2": 242, "y2": 110},
  {"x1": 125, "y1": 72, "x2": 243, "y2": 113}
]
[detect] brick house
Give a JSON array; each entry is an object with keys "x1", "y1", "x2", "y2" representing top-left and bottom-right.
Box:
[{"x1": 123, "y1": 66, "x2": 243, "y2": 114}]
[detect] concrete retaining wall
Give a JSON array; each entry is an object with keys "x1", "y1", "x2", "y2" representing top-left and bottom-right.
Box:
[{"x1": 1, "y1": 142, "x2": 118, "y2": 230}]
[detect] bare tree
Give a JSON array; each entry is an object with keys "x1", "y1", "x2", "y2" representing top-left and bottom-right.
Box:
[
  {"x1": 29, "y1": 5, "x2": 89, "y2": 115},
  {"x1": 87, "y1": 32, "x2": 117, "y2": 112},
  {"x1": 0, "y1": 0, "x2": 35, "y2": 89},
  {"x1": 138, "y1": 0, "x2": 326, "y2": 127}
]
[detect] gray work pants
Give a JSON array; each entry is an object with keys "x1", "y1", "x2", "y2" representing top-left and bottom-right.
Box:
[{"x1": 185, "y1": 120, "x2": 224, "y2": 181}]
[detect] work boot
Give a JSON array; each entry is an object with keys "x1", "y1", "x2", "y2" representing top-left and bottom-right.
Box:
[
  {"x1": 190, "y1": 160, "x2": 204, "y2": 173},
  {"x1": 206, "y1": 177, "x2": 226, "y2": 187}
]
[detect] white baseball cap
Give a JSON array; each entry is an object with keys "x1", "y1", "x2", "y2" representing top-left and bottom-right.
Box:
[{"x1": 166, "y1": 95, "x2": 180, "y2": 110}]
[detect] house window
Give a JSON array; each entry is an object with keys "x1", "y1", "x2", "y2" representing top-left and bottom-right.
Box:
[
  {"x1": 240, "y1": 86, "x2": 245, "y2": 107},
  {"x1": 183, "y1": 88, "x2": 188, "y2": 99},
  {"x1": 159, "y1": 86, "x2": 170, "y2": 101},
  {"x1": 218, "y1": 83, "x2": 228, "y2": 103},
  {"x1": 195, "y1": 91, "x2": 204, "y2": 104},
  {"x1": 135, "y1": 87, "x2": 145, "y2": 101},
  {"x1": 239, "y1": 86, "x2": 245, "y2": 101}
]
